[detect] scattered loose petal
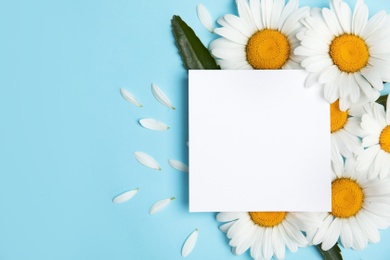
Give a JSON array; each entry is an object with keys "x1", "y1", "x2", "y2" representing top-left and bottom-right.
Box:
[
  {"x1": 181, "y1": 229, "x2": 199, "y2": 257},
  {"x1": 120, "y1": 88, "x2": 142, "y2": 107},
  {"x1": 134, "y1": 152, "x2": 161, "y2": 170},
  {"x1": 197, "y1": 4, "x2": 214, "y2": 33},
  {"x1": 139, "y1": 118, "x2": 169, "y2": 131},
  {"x1": 149, "y1": 197, "x2": 175, "y2": 215},
  {"x1": 112, "y1": 188, "x2": 139, "y2": 204},
  {"x1": 168, "y1": 159, "x2": 189, "y2": 173},
  {"x1": 151, "y1": 83, "x2": 175, "y2": 110}
]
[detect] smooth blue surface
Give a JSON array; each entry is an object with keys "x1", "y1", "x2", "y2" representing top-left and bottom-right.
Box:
[{"x1": 0, "y1": 0, "x2": 389, "y2": 259}]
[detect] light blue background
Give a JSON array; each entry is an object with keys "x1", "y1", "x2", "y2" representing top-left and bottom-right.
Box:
[{"x1": 1, "y1": 0, "x2": 389, "y2": 259}]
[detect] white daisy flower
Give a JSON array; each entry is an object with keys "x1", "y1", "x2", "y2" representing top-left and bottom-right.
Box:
[
  {"x1": 357, "y1": 96, "x2": 390, "y2": 179},
  {"x1": 296, "y1": 0, "x2": 390, "y2": 111},
  {"x1": 330, "y1": 99, "x2": 364, "y2": 159},
  {"x1": 217, "y1": 211, "x2": 321, "y2": 260},
  {"x1": 307, "y1": 154, "x2": 390, "y2": 251},
  {"x1": 209, "y1": 0, "x2": 310, "y2": 70}
]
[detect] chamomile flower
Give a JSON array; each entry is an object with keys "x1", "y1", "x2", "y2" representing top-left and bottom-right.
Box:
[
  {"x1": 217, "y1": 211, "x2": 321, "y2": 260},
  {"x1": 357, "y1": 96, "x2": 390, "y2": 179},
  {"x1": 296, "y1": 0, "x2": 390, "y2": 111},
  {"x1": 330, "y1": 99, "x2": 364, "y2": 159},
  {"x1": 307, "y1": 154, "x2": 390, "y2": 251},
  {"x1": 209, "y1": 0, "x2": 310, "y2": 70}
]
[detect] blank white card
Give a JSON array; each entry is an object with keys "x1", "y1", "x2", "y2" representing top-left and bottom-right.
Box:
[{"x1": 189, "y1": 70, "x2": 331, "y2": 212}]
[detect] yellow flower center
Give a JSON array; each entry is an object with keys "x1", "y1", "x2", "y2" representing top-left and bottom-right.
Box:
[
  {"x1": 249, "y1": 212, "x2": 286, "y2": 227},
  {"x1": 329, "y1": 33, "x2": 369, "y2": 73},
  {"x1": 380, "y1": 125, "x2": 390, "y2": 153},
  {"x1": 332, "y1": 178, "x2": 363, "y2": 218},
  {"x1": 246, "y1": 29, "x2": 290, "y2": 69},
  {"x1": 330, "y1": 100, "x2": 348, "y2": 133}
]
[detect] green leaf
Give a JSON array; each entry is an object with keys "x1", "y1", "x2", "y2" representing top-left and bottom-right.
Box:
[
  {"x1": 376, "y1": 94, "x2": 388, "y2": 108},
  {"x1": 315, "y1": 243, "x2": 343, "y2": 260},
  {"x1": 171, "y1": 15, "x2": 219, "y2": 70}
]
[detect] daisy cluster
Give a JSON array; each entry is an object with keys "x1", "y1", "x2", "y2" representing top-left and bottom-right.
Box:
[{"x1": 196, "y1": 0, "x2": 390, "y2": 259}]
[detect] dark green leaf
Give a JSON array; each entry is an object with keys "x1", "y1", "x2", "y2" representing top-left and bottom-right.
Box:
[
  {"x1": 315, "y1": 243, "x2": 343, "y2": 260},
  {"x1": 171, "y1": 15, "x2": 219, "y2": 70},
  {"x1": 376, "y1": 94, "x2": 388, "y2": 108}
]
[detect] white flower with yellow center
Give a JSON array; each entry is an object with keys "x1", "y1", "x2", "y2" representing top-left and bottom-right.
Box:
[
  {"x1": 209, "y1": 0, "x2": 310, "y2": 70},
  {"x1": 295, "y1": 0, "x2": 390, "y2": 111},
  {"x1": 307, "y1": 154, "x2": 390, "y2": 251},
  {"x1": 217, "y1": 211, "x2": 321, "y2": 260},
  {"x1": 330, "y1": 99, "x2": 364, "y2": 159},
  {"x1": 357, "y1": 96, "x2": 390, "y2": 179}
]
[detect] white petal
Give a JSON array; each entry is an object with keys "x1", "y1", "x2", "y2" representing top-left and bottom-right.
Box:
[
  {"x1": 353, "y1": 73, "x2": 376, "y2": 100},
  {"x1": 209, "y1": 37, "x2": 243, "y2": 50},
  {"x1": 312, "y1": 214, "x2": 333, "y2": 245},
  {"x1": 321, "y1": 217, "x2": 341, "y2": 251},
  {"x1": 250, "y1": 226, "x2": 264, "y2": 259},
  {"x1": 322, "y1": 7, "x2": 343, "y2": 36},
  {"x1": 181, "y1": 229, "x2": 199, "y2": 257},
  {"x1": 233, "y1": 222, "x2": 257, "y2": 255},
  {"x1": 387, "y1": 96, "x2": 390, "y2": 124},
  {"x1": 301, "y1": 55, "x2": 332, "y2": 73},
  {"x1": 168, "y1": 159, "x2": 189, "y2": 173},
  {"x1": 278, "y1": 0, "x2": 298, "y2": 30},
  {"x1": 352, "y1": 0, "x2": 368, "y2": 35},
  {"x1": 272, "y1": 227, "x2": 285, "y2": 259},
  {"x1": 216, "y1": 212, "x2": 244, "y2": 222},
  {"x1": 270, "y1": 0, "x2": 285, "y2": 29},
  {"x1": 278, "y1": 223, "x2": 296, "y2": 252},
  {"x1": 324, "y1": 81, "x2": 339, "y2": 103},
  {"x1": 134, "y1": 151, "x2": 161, "y2": 170},
  {"x1": 362, "y1": 134, "x2": 380, "y2": 147},
  {"x1": 362, "y1": 11, "x2": 387, "y2": 41},
  {"x1": 283, "y1": 218, "x2": 307, "y2": 246},
  {"x1": 376, "y1": 151, "x2": 389, "y2": 179},
  {"x1": 139, "y1": 118, "x2": 169, "y2": 131},
  {"x1": 349, "y1": 217, "x2": 368, "y2": 250},
  {"x1": 149, "y1": 197, "x2": 175, "y2": 215},
  {"x1": 213, "y1": 27, "x2": 248, "y2": 45},
  {"x1": 151, "y1": 83, "x2": 175, "y2": 110},
  {"x1": 120, "y1": 88, "x2": 142, "y2": 107},
  {"x1": 356, "y1": 212, "x2": 380, "y2": 243},
  {"x1": 223, "y1": 14, "x2": 254, "y2": 37},
  {"x1": 262, "y1": 228, "x2": 273, "y2": 260},
  {"x1": 304, "y1": 72, "x2": 320, "y2": 88},
  {"x1": 360, "y1": 68, "x2": 384, "y2": 91},
  {"x1": 339, "y1": 219, "x2": 353, "y2": 248},
  {"x1": 236, "y1": 0, "x2": 257, "y2": 32},
  {"x1": 335, "y1": 1, "x2": 352, "y2": 33},
  {"x1": 356, "y1": 146, "x2": 380, "y2": 175},
  {"x1": 197, "y1": 4, "x2": 214, "y2": 33},
  {"x1": 249, "y1": 0, "x2": 263, "y2": 30},
  {"x1": 112, "y1": 188, "x2": 139, "y2": 204},
  {"x1": 227, "y1": 218, "x2": 248, "y2": 239},
  {"x1": 212, "y1": 48, "x2": 246, "y2": 59},
  {"x1": 219, "y1": 222, "x2": 235, "y2": 233},
  {"x1": 319, "y1": 65, "x2": 339, "y2": 84},
  {"x1": 361, "y1": 114, "x2": 383, "y2": 135}
]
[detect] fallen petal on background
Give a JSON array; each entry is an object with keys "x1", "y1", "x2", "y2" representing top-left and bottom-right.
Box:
[
  {"x1": 181, "y1": 229, "x2": 199, "y2": 257},
  {"x1": 134, "y1": 152, "x2": 161, "y2": 170},
  {"x1": 139, "y1": 118, "x2": 169, "y2": 131},
  {"x1": 151, "y1": 83, "x2": 176, "y2": 110},
  {"x1": 197, "y1": 3, "x2": 214, "y2": 33},
  {"x1": 168, "y1": 159, "x2": 189, "y2": 173},
  {"x1": 120, "y1": 88, "x2": 142, "y2": 107},
  {"x1": 149, "y1": 197, "x2": 175, "y2": 215},
  {"x1": 112, "y1": 188, "x2": 139, "y2": 204}
]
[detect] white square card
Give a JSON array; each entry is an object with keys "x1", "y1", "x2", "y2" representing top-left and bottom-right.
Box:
[{"x1": 189, "y1": 70, "x2": 331, "y2": 212}]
